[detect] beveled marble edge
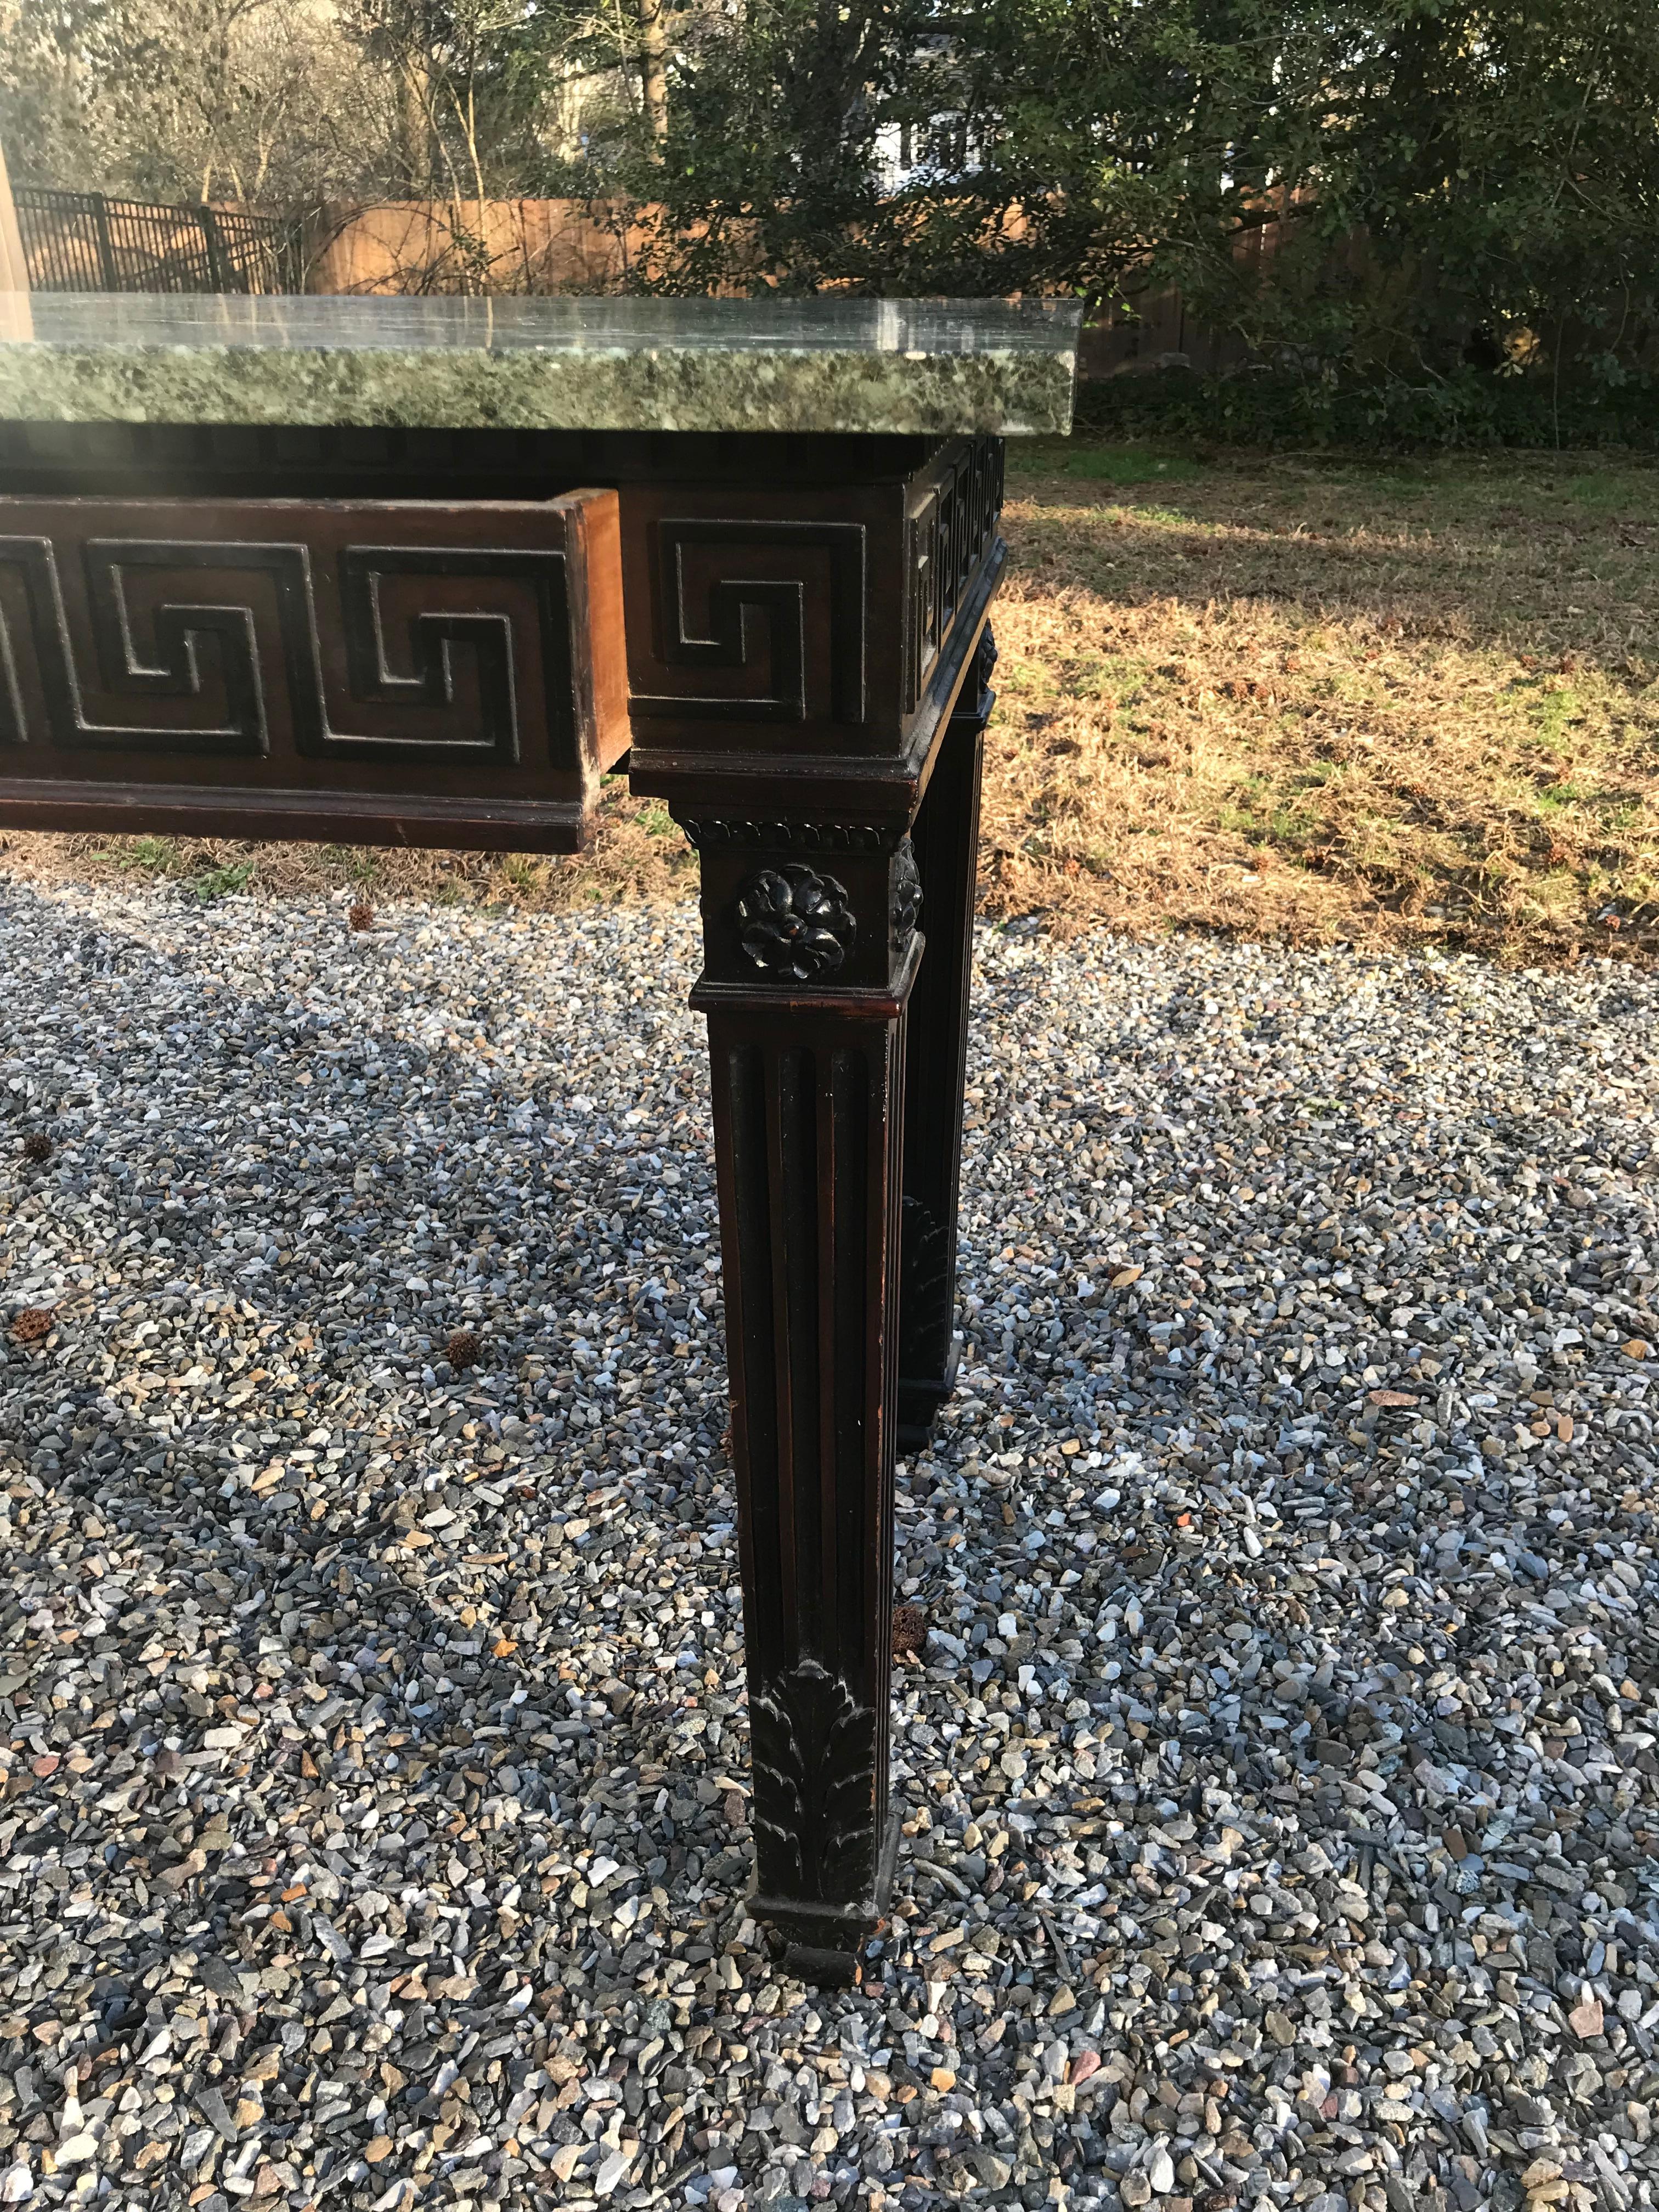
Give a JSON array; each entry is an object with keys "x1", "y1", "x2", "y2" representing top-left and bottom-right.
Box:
[{"x1": 0, "y1": 293, "x2": 1080, "y2": 436}]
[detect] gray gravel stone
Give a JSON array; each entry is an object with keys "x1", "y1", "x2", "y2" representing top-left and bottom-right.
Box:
[{"x1": 2, "y1": 874, "x2": 1658, "y2": 2212}]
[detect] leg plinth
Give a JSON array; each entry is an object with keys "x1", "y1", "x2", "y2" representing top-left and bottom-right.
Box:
[
  {"x1": 897, "y1": 623, "x2": 993, "y2": 1449},
  {"x1": 684, "y1": 825, "x2": 920, "y2": 1980}
]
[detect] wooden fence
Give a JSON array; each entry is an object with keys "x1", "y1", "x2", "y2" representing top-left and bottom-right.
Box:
[
  {"x1": 1080, "y1": 288, "x2": 1255, "y2": 379},
  {"x1": 301, "y1": 199, "x2": 656, "y2": 296},
  {"x1": 306, "y1": 199, "x2": 1284, "y2": 379}
]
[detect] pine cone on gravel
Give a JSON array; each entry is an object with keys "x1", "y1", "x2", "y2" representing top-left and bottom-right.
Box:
[{"x1": 891, "y1": 1604, "x2": 927, "y2": 1657}]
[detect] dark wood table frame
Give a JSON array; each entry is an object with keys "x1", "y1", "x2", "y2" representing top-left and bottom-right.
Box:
[{"x1": 0, "y1": 418, "x2": 1003, "y2": 1983}]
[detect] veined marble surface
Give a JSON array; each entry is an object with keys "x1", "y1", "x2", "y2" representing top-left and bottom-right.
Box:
[{"x1": 0, "y1": 292, "x2": 1080, "y2": 436}]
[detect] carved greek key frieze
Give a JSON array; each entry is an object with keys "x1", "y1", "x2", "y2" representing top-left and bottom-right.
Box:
[
  {"x1": 0, "y1": 524, "x2": 592, "y2": 770},
  {"x1": 633, "y1": 518, "x2": 867, "y2": 726},
  {"x1": 0, "y1": 490, "x2": 629, "y2": 854},
  {"x1": 905, "y1": 437, "x2": 1003, "y2": 712},
  {"x1": 333, "y1": 544, "x2": 570, "y2": 763},
  {"x1": 0, "y1": 532, "x2": 575, "y2": 765},
  {"x1": 0, "y1": 534, "x2": 266, "y2": 757}
]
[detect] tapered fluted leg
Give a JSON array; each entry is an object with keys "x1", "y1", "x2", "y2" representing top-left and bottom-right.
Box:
[
  {"x1": 706, "y1": 1004, "x2": 904, "y2": 1975},
  {"x1": 683, "y1": 825, "x2": 922, "y2": 1982},
  {"x1": 896, "y1": 624, "x2": 993, "y2": 1448}
]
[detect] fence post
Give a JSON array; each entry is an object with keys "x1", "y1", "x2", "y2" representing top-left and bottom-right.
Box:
[
  {"x1": 0, "y1": 142, "x2": 31, "y2": 337},
  {"x1": 89, "y1": 194, "x2": 120, "y2": 290},
  {"x1": 197, "y1": 205, "x2": 241, "y2": 292},
  {"x1": 279, "y1": 215, "x2": 307, "y2": 294},
  {"x1": 0, "y1": 140, "x2": 27, "y2": 294}
]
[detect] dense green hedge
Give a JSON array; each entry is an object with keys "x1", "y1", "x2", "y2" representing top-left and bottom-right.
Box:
[{"x1": 1074, "y1": 366, "x2": 1659, "y2": 453}]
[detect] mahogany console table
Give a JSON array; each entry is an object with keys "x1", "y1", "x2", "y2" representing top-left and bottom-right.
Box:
[{"x1": 0, "y1": 292, "x2": 1080, "y2": 1981}]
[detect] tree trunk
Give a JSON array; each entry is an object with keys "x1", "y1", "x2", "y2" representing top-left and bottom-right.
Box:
[
  {"x1": 402, "y1": 55, "x2": 432, "y2": 193},
  {"x1": 636, "y1": 0, "x2": 669, "y2": 149}
]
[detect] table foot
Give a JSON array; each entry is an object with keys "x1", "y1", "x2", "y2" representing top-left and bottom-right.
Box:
[
  {"x1": 896, "y1": 1336, "x2": 960, "y2": 1451},
  {"x1": 761, "y1": 1812, "x2": 901, "y2": 1987}
]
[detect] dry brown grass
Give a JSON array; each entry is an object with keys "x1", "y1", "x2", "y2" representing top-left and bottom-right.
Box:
[
  {"x1": 983, "y1": 440, "x2": 1659, "y2": 962},
  {"x1": 4, "y1": 439, "x2": 1657, "y2": 963}
]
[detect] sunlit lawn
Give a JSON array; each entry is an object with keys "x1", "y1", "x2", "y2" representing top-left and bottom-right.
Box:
[{"x1": 984, "y1": 439, "x2": 1659, "y2": 962}]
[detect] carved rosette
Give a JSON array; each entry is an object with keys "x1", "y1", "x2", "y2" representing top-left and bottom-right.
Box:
[
  {"x1": 891, "y1": 836, "x2": 922, "y2": 949},
  {"x1": 735, "y1": 862, "x2": 856, "y2": 983},
  {"x1": 749, "y1": 1659, "x2": 877, "y2": 1901}
]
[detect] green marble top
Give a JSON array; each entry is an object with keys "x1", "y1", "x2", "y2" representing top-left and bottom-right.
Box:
[{"x1": 0, "y1": 292, "x2": 1080, "y2": 436}]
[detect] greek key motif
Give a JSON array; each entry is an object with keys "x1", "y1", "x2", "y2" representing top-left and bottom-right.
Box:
[
  {"x1": 905, "y1": 437, "x2": 1003, "y2": 712},
  {"x1": 0, "y1": 522, "x2": 577, "y2": 767},
  {"x1": 633, "y1": 518, "x2": 867, "y2": 725}
]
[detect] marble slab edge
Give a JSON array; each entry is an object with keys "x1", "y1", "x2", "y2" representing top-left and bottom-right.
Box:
[{"x1": 0, "y1": 343, "x2": 1076, "y2": 437}]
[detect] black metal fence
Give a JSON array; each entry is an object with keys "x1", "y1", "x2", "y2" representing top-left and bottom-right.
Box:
[{"x1": 12, "y1": 189, "x2": 296, "y2": 295}]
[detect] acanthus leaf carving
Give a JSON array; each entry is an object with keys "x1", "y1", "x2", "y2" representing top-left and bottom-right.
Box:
[
  {"x1": 749, "y1": 1658, "x2": 877, "y2": 1904},
  {"x1": 891, "y1": 835, "x2": 922, "y2": 947}
]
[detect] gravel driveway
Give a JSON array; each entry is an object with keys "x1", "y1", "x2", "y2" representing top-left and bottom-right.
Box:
[{"x1": 1, "y1": 876, "x2": 1656, "y2": 2212}]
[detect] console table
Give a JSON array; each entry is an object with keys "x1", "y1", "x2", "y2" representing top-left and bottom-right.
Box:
[{"x1": 0, "y1": 291, "x2": 1080, "y2": 1981}]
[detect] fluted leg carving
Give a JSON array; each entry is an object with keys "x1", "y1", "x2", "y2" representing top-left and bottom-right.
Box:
[
  {"x1": 897, "y1": 624, "x2": 992, "y2": 1447},
  {"x1": 686, "y1": 828, "x2": 919, "y2": 1980}
]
